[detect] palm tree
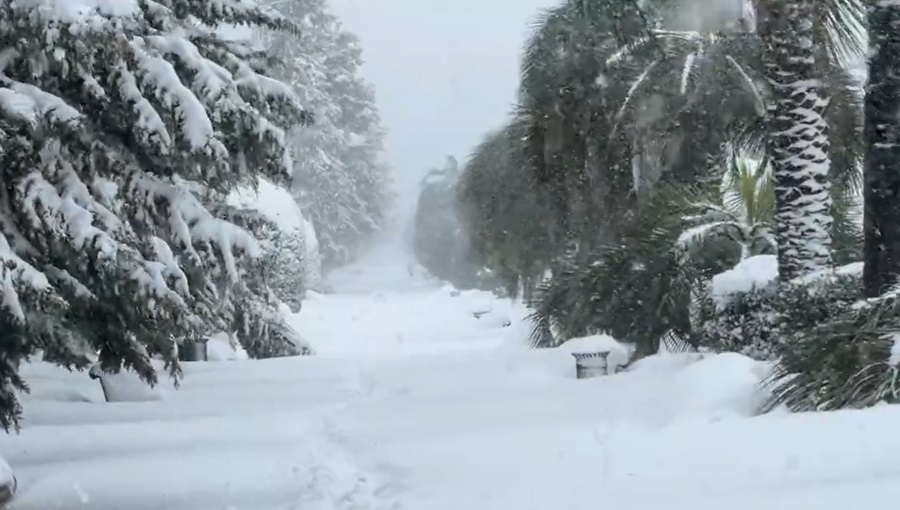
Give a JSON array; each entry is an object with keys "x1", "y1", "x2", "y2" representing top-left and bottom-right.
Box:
[
  {"x1": 863, "y1": 2, "x2": 900, "y2": 297},
  {"x1": 616, "y1": 2, "x2": 864, "y2": 263},
  {"x1": 515, "y1": 0, "x2": 865, "y2": 360},
  {"x1": 518, "y1": 1, "x2": 863, "y2": 261},
  {"x1": 754, "y1": 0, "x2": 864, "y2": 280},
  {"x1": 518, "y1": 1, "x2": 658, "y2": 250},
  {"x1": 677, "y1": 156, "x2": 775, "y2": 262},
  {"x1": 455, "y1": 118, "x2": 557, "y2": 300}
]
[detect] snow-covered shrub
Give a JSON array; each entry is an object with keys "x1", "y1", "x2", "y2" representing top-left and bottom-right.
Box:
[
  {"x1": 763, "y1": 288, "x2": 900, "y2": 413},
  {"x1": 0, "y1": 0, "x2": 310, "y2": 430},
  {"x1": 227, "y1": 178, "x2": 322, "y2": 311},
  {"x1": 696, "y1": 260, "x2": 863, "y2": 361}
]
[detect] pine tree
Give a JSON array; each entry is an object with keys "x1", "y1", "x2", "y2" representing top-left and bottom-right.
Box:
[
  {"x1": 262, "y1": 0, "x2": 391, "y2": 267},
  {"x1": 0, "y1": 0, "x2": 309, "y2": 430},
  {"x1": 226, "y1": 178, "x2": 312, "y2": 312}
]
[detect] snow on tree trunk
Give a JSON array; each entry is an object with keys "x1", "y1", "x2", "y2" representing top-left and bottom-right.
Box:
[
  {"x1": 759, "y1": 0, "x2": 833, "y2": 280},
  {"x1": 863, "y1": 3, "x2": 900, "y2": 298}
]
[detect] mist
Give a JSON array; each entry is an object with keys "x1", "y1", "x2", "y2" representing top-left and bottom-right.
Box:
[{"x1": 328, "y1": 0, "x2": 561, "y2": 246}]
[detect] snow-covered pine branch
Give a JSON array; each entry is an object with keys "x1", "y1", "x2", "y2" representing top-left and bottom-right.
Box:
[
  {"x1": 0, "y1": 0, "x2": 312, "y2": 430},
  {"x1": 260, "y1": 0, "x2": 392, "y2": 266}
]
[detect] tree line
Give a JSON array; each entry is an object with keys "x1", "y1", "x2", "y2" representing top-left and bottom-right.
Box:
[{"x1": 416, "y1": 0, "x2": 900, "y2": 411}]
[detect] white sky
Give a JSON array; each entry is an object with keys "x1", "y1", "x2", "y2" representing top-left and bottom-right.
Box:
[{"x1": 327, "y1": 0, "x2": 559, "y2": 220}]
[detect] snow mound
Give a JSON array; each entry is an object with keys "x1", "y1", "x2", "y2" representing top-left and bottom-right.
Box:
[
  {"x1": 206, "y1": 333, "x2": 249, "y2": 362},
  {"x1": 711, "y1": 254, "x2": 777, "y2": 308},
  {"x1": 474, "y1": 308, "x2": 511, "y2": 328},
  {"x1": 89, "y1": 365, "x2": 164, "y2": 402},
  {"x1": 0, "y1": 456, "x2": 12, "y2": 486},
  {"x1": 668, "y1": 353, "x2": 769, "y2": 421},
  {"x1": 793, "y1": 261, "x2": 864, "y2": 289}
]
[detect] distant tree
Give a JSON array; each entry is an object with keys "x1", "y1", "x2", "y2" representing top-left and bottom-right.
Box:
[
  {"x1": 263, "y1": 0, "x2": 392, "y2": 267},
  {"x1": 456, "y1": 119, "x2": 557, "y2": 299},
  {"x1": 413, "y1": 157, "x2": 482, "y2": 287}
]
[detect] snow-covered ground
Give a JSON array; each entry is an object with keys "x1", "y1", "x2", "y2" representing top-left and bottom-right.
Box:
[{"x1": 4, "y1": 243, "x2": 900, "y2": 509}]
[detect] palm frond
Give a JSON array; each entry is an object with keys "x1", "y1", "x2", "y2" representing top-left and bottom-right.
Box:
[
  {"x1": 762, "y1": 291, "x2": 898, "y2": 413},
  {"x1": 677, "y1": 221, "x2": 744, "y2": 252},
  {"x1": 725, "y1": 55, "x2": 766, "y2": 116},
  {"x1": 815, "y1": 0, "x2": 865, "y2": 66}
]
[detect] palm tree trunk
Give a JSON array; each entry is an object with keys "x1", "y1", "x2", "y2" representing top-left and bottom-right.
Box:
[
  {"x1": 863, "y1": 3, "x2": 900, "y2": 297},
  {"x1": 758, "y1": 0, "x2": 833, "y2": 280}
]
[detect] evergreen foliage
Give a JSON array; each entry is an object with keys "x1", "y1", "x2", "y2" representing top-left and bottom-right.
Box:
[
  {"x1": 528, "y1": 184, "x2": 731, "y2": 356},
  {"x1": 762, "y1": 284, "x2": 900, "y2": 412},
  {"x1": 452, "y1": 1, "x2": 886, "y2": 410},
  {"x1": 0, "y1": 0, "x2": 309, "y2": 430},
  {"x1": 455, "y1": 119, "x2": 557, "y2": 299},
  {"x1": 412, "y1": 157, "x2": 486, "y2": 289},
  {"x1": 262, "y1": 0, "x2": 392, "y2": 267},
  {"x1": 696, "y1": 264, "x2": 862, "y2": 361}
]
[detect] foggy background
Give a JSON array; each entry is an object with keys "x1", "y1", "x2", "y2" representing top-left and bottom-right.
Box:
[{"x1": 328, "y1": 0, "x2": 560, "y2": 233}]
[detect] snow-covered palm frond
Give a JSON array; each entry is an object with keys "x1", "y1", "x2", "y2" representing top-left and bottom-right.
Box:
[
  {"x1": 722, "y1": 156, "x2": 773, "y2": 226},
  {"x1": 607, "y1": 29, "x2": 765, "y2": 142},
  {"x1": 676, "y1": 156, "x2": 774, "y2": 264},
  {"x1": 725, "y1": 55, "x2": 766, "y2": 115},
  {"x1": 677, "y1": 220, "x2": 746, "y2": 253},
  {"x1": 813, "y1": 0, "x2": 865, "y2": 65}
]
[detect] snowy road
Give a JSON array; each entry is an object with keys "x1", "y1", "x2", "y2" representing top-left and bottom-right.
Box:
[{"x1": 4, "y1": 251, "x2": 900, "y2": 509}]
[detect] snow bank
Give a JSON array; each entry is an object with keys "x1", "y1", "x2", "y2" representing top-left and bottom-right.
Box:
[
  {"x1": 793, "y1": 261, "x2": 864, "y2": 287},
  {"x1": 0, "y1": 456, "x2": 12, "y2": 486},
  {"x1": 88, "y1": 365, "x2": 164, "y2": 402},
  {"x1": 9, "y1": 257, "x2": 898, "y2": 510},
  {"x1": 206, "y1": 332, "x2": 249, "y2": 361},
  {"x1": 667, "y1": 352, "x2": 770, "y2": 421},
  {"x1": 711, "y1": 254, "x2": 777, "y2": 308}
]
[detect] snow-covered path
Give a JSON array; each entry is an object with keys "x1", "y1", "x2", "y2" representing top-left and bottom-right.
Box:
[{"x1": 4, "y1": 245, "x2": 900, "y2": 509}]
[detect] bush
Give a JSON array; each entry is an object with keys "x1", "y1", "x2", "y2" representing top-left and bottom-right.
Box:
[
  {"x1": 696, "y1": 263, "x2": 863, "y2": 361},
  {"x1": 694, "y1": 261, "x2": 900, "y2": 412},
  {"x1": 762, "y1": 288, "x2": 900, "y2": 412}
]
